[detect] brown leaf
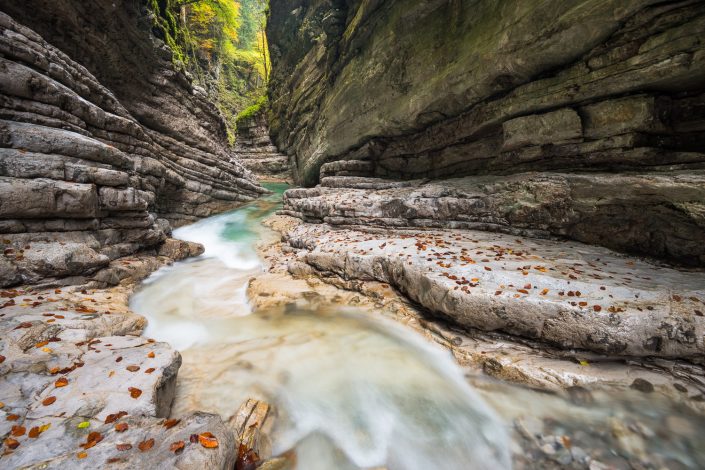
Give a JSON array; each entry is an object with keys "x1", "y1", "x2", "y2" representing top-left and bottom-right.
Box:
[
  {"x1": 170, "y1": 440, "x2": 185, "y2": 454},
  {"x1": 116, "y1": 443, "x2": 132, "y2": 451},
  {"x1": 126, "y1": 365, "x2": 140, "y2": 372},
  {"x1": 6, "y1": 414, "x2": 19, "y2": 421},
  {"x1": 28, "y1": 426, "x2": 40, "y2": 438},
  {"x1": 189, "y1": 434, "x2": 199, "y2": 444},
  {"x1": 144, "y1": 368, "x2": 155, "y2": 374},
  {"x1": 55, "y1": 377, "x2": 69, "y2": 388},
  {"x1": 42, "y1": 396, "x2": 57, "y2": 406},
  {"x1": 163, "y1": 419, "x2": 180, "y2": 430},
  {"x1": 115, "y1": 423, "x2": 129, "y2": 433},
  {"x1": 0, "y1": 355, "x2": 5, "y2": 363},
  {"x1": 11, "y1": 425, "x2": 26, "y2": 437},
  {"x1": 138, "y1": 438, "x2": 155, "y2": 452},
  {"x1": 105, "y1": 411, "x2": 128, "y2": 424},
  {"x1": 4, "y1": 438, "x2": 20, "y2": 449},
  {"x1": 198, "y1": 432, "x2": 219, "y2": 449},
  {"x1": 81, "y1": 431, "x2": 103, "y2": 449},
  {"x1": 147, "y1": 351, "x2": 155, "y2": 358},
  {"x1": 128, "y1": 387, "x2": 142, "y2": 399}
]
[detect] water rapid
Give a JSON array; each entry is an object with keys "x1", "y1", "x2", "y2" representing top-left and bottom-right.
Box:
[
  {"x1": 131, "y1": 184, "x2": 705, "y2": 470},
  {"x1": 131, "y1": 184, "x2": 510, "y2": 469}
]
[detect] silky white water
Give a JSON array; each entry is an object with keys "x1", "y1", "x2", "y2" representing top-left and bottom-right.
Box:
[
  {"x1": 131, "y1": 184, "x2": 510, "y2": 469},
  {"x1": 131, "y1": 183, "x2": 705, "y2": 469}
]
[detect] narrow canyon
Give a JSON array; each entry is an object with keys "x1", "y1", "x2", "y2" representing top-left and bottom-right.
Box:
[{"x1": 0, "y1": 1, "x2": 704, "y2": 469}]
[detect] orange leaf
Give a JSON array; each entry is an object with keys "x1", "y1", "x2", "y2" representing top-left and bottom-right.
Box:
[
  {"x1": 11, "y1": 425, "x2": 26, "y2": 437},
  {"x1": 128, "y1": 387, "x2": 142, "y2": 399},
  {"x1": 42, "y1": 396, "x2": 56, "y2": 406},
  {"x1": 163, "y1": 419, "x2": 180, "y2": 430},
  {"x1": 198, "y1": 432, "x2": 219, "y2": 449},
  {"x1": 55, "y1": 377, "x2": 69, "y2": 388},
  {"x1": 77, "y1": 451, "x2": 88, "y2": 459},
  {"x1": 145, "y1": 368, "x2": 155, "y2": 374},
  {"x1": 115, "y1": 423, "x2": 129, "y2": 433},
  {"x1": 105, "y1": 411, "x2": 128, "y2": 424},
  {"x1": 147, "y1": 352, "x2": 155, "y2": 358},
  {"x1": 28, "y1": 426, "x2": 40, "y2": 438},
  {"x1": 138, "y1": 438, "x2": 155, "y2": 452},
  {"x1": 4, "y1": 438, "x2": 20, "y2": 449},
  {"x1": 170, "y1": 441, "x2": 185, "y2": 454}
]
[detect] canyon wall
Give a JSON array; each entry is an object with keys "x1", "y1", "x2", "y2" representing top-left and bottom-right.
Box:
[
  {"x1": 0, "y1": 1, "x2": 265, "y2": 287},
  {"x1": 268, "y1": 0, "x2": 705, "y2": 265}
]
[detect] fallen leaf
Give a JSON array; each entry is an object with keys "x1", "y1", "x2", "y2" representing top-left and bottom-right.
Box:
[
  {"x1": 4, "y1": 438, "x2": 20, "y2": 449},
  {"x1": 163, "y1": 418, "x2": 180, "y2": 429},
  {"x1": 105, "y1": 411, "x2": 128, "y2": 424},
  {"x1": 78, "y1": 421, "x2": 91, "y2": 429},
  {"x1": 144, "y1": 368, "x2": 155, "y2": 374},
  {"x1": 128, "y1": 387, "x2": 142, "y2": 399},
  {"x1": 147, "y1": 352, "x2": 155, "y2": 358},
  {"x1": 170, "y1": 441, "x2": 185, "y2": 454},
  {"x1": 116, "y1": 443, "x2": 132, "y2": 451},
  {"x1": 6, "y1": 414, "x2": 19, "y2": 421},
  {"x1": 579, "y1": 360, "x2": 590, "y2": 367},
  {"x1": 77, "y1": 451, "x2": 88, "y2": 459},
  {"x1": 11, "y1": 425, "x2": 26, "y2": 437},
  {"x1": 42, "y1": 396, "x2": 56, "y2": 406},
  {"x1": 198, "y1": 432, "x2": 219, "y2": 449},
  {"x1": 55, "y1": 377, "x2": 69, "y2": 388},
  {"x1": 126, "y1": 365, "x2": 140, "y2": 372},
  {"x1": 28, "y1": 426, "x2": 40, "y2": 438},
  {"x1": 115, "y1": 423, "x2": 128, "y2": 433},
  {"x1": 138, "y1": 438, "x2": 155, "y2": 452}
]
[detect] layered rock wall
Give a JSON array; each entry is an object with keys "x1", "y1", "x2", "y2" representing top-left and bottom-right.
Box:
[
  {"x1": 0, "y1": 2, "x2": 266, "y2": 286},
  {"x1": 268, "y1": 0, "x2": 705, "y2": 265},
  {"x1": 234, "y1": 112, "x2": 291, "y2": 181}
]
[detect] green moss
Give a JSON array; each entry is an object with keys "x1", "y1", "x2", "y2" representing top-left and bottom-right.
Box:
[{"x1": 236, "y1": 94, "x2": 268, "y2": 124}]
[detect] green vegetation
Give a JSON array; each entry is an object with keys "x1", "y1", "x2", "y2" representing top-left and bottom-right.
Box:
[
  {"x1": 147, "y1": 0, "x2": 270, "y2": 142},
  {"x1": 236, "y1": 94, "x2": 267, "y2": 124}
]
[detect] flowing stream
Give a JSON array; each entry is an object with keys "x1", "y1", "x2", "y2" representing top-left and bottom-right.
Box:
[{"x1": 131, "y1": 183, "x2": 705, "y2": 469}]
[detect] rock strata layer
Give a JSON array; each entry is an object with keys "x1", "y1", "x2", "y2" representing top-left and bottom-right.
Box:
[
  {"x1": 283, "y1": 173, "x2": 705, "y2": 265},
  {"x1": 0, "y1": 5, "x2": 265, "y2": 287},
  {"x1": 284, "y1": 222, "x2": 705, "y2": 358},
  {"x1": 235, "y1": 112, "x2": 291, "y2": 181},
  {"x1": 268, "y1": 0, "x2": 705, "y2": 265}
]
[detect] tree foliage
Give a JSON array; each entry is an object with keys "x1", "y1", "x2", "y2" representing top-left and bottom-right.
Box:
[{"x1": 147, "y1": 0, "x2": 270, "y2": 142}]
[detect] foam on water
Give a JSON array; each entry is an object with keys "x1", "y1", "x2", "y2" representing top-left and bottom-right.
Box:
[{"x1": 130, "y1": 183, "x2": 512, "y2": 469}]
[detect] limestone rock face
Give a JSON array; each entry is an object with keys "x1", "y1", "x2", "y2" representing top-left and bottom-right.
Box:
[
  {"x1": 283, "y1": 173, "x2": 705, "y2": 266},
  {"x1": 268, "y1": 0, "x2": 705, "y2": 264},
  {"x1": 234, "y1": 112, "x2": 291, "y2": 181},
  {"x1": 0, "y1": 3, "x2": 266, "y2": 286},
  {"x1": 285, "y1": 223, "x2": 705, "y2": 358}
]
